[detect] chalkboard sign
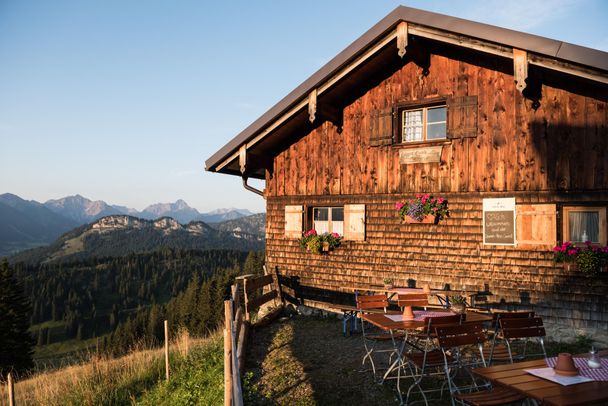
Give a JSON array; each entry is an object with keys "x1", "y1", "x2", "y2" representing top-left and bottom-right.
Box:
[{"x1": 483, "y1": 198, "x2": 516, "y2": 245}]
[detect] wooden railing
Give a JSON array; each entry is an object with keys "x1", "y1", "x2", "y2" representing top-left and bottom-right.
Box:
[{"x1": 224, "y1": 267, "x2": 284, "y2": 406}]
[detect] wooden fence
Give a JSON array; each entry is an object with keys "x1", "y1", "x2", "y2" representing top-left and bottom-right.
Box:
[{"x1": 224, "y1": 267, "x2": 284, "y2": 406}]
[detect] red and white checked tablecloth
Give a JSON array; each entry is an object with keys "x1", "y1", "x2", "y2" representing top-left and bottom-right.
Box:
[
  {"x1": 545, "y1": 357, "x2": 608, "y2": 381},
  {"x1": 412, "y1": 310, "x2": 456, "y2": 321}
]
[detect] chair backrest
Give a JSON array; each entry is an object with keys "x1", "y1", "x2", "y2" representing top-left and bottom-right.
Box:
[
  {"x1": 397, "y1": 293, "x2": 428, "y2": 308},
  {"x1": 356, "y1": 294, "x2": 389, "y2": 311},
  {"x1": 435, "y1": 322, "x2": 486, "y2": 349},
  {"x1": 491, "y1": 311, "x2": 535, "y2": 328},
  {"x1": 500, "y1": 317, "x2": 545, "y2": 339},
  {"x1": 424, "y1": 314, "x2": 462, "y2": 336}
]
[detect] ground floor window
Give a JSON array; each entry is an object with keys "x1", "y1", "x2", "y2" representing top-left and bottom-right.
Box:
[
  {"x1": 562, "y1": 206, "x2": 606, "y2": 245},
  {"x1": 313, "y1": 207, "x2": 344, "y2": 235}
]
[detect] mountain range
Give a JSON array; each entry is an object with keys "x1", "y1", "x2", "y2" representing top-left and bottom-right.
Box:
[
  {"x1": 9, "y1": 215, "x2": 265, "y2": 265},
  {"x1": 0, "y1": 193, "x2": 261, "y2": 256}
]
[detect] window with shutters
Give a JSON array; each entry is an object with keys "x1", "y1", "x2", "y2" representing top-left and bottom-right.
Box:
[
  {"x1": 400, "y1": 105, "x2": 447, "y2": 142},
  {"x1": 303, "y1": 204, "x2": 365, "y2": 241},
  {"x1": 312, "y1": 207, "x2": 344, "y2": 235},
  {"x1": 562, "y1": 206, "x2": 607, "y2": 246}
]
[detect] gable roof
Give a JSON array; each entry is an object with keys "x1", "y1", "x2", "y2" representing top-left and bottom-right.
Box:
[{"x1": 205, "y1": 5, "x2": 608, "y2": 178}]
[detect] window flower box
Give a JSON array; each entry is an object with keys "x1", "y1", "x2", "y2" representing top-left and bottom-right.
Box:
[
  {"x1": 396, "y1": 193, "x2": 449, "y2": 224},
  {"x1": 403, "y1": 214, "x2": 438, "y2": 224},
  {"x1": 553, "y1": 241, "x2": 608, "y2": 276},
  {"x1": 299, "y1": 229, "x2": 342, "y2": 254}
]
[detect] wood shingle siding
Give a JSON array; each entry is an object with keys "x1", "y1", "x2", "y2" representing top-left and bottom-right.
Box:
[{"x1": 266, "y1": 194, "x2": 608, "y2": 331}]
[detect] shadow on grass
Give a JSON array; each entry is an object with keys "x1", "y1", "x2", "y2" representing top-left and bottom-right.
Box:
[{"x1": 244, "y1": 313, "x2": 445, "y2": 405}]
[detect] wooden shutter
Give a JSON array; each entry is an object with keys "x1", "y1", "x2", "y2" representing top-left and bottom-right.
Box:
[
  {"x1": 516, "y1": 204, "x2": 557, "y2": 249},
  {"x1": 344, "y1": 204, "x2": 365, "y2": 241},
  {"x1": 284, "y1": 205, "x2": 303, "y2": 238},
  {"x1": 369, "y1": 108, "x2": 394, "y2": 146},
  {"x1": 447, "y1": 96, "x2": 478, "y2": 139}
]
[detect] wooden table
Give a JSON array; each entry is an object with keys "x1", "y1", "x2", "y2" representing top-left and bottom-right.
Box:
[
  {"x1": 361, "y1": 309, "x2": 492, "y2": 331},
  {"x1": 361, "y1": 310, "x2": 493, "y2": 387},
  {"x1": 473, "y1": 358, "x2": 608, "y2": 406},
  {"x1": 345, "y1": 285, "x2": 480, "y2": 307}
]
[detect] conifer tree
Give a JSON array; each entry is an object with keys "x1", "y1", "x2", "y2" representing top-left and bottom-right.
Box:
[{"x1": 0, "y1": 259, "x2": 34, "y2": 377}]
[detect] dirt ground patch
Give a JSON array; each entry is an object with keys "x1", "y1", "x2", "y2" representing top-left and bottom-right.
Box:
[{"x1": 243, "y1": 314, "x2": 452, "y2": 405}]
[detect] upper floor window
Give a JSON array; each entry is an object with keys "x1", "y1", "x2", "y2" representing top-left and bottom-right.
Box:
[
  {"x1": 563, "y1": 206, "x2": 606, "y2": 245},
  {"x1": 401, "y1": 105, "x2": 447, "y2": 143},
  {"x1": 313, "y1": 207, "x2": 344, "y2": 235}
]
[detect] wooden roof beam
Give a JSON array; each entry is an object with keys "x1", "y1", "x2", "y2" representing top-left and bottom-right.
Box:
[{"x1": 408, "y1": 23, "x2": 608, "y2": 84}]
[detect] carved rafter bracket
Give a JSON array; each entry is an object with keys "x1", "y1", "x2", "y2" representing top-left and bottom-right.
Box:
[
  {"x1": 513, "y1": 48, "x2": 528, "y2": 93},
  {"x1": 239, "y1": 145, "x2": 247, "y2": 174},
  {"x1": 308, "y1": 89, "x2": 317, "y2": 123},
  {"x1": 397, "y1": 21, "x2": 408, "y2": 58},
  {"x1": 239, "y1": 145, "x2": 274, "y2": 176},
  {"x1": 307, "y1": 87, "x2": 343, "y2": 133}
]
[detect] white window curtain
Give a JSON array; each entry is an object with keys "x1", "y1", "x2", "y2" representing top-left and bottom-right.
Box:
[
  {"x1": 569, "y1": 212, "x2": 599, "y2": 242},
  {"x1": 331, "y1": 221, "x2": 344, "y2": 235},
  {"x1": 403, "y1": 110, "x2": 423, "y2": 142}
]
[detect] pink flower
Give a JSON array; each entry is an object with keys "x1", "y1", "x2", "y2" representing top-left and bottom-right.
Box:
[
  {"x1": 395, "y1": 202, "x2": 404, "y2": 210},
  {"x1": 304, "y1": 229, "x2": 317, "y2": 237},
  {"x1": 331, "y1": 232, "x2": 340, "y2": 238},
  {"x1": 567, "y1": 249, "x2": 577, "y2": 256},
  {"x1": 421, "y1": 196, "x2": 428, "y2": 204},
  {"x1": 437, "y1": 197, "x2": 445, "y2": 204}
]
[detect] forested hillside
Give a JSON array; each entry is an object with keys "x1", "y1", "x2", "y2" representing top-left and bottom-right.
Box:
[{"x1": 10, "y1": 249, "x2": 264, "y2": 364}]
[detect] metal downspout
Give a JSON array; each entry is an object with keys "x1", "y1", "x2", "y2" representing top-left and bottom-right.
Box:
[{"x1": 242, "y1": 176, "x2": 264, "y2": 197}]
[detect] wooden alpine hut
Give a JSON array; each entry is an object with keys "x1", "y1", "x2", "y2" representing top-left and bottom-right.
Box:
[{"x1": 206, "y1": 6, "x2": 608, "y2": 340}]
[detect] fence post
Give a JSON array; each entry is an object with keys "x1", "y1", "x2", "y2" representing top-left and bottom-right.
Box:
[
  {"x1": 224, "y1": 300, "x2": 233, "y2": 406},
  {"x1": 164, "y1": 320, "x2": 170, "y2": 381},
  {"x1": 243, "y1": 278, "x2": 250, "y2": 322},
  {"x1": 273, "y1": 266, "x2": 284, "y2": 306},
  {"x1": 8, "y1": 372, "x2": 15, "y2": 406}
]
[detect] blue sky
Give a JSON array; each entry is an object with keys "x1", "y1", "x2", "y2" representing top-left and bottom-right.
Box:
[{"x1": 1, "y1": 0, "x2": 606, "y2": 213}]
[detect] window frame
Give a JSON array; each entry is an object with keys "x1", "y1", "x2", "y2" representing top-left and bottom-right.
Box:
[
  {"x1": 395, "y1": 99, "x2": 447, "y2": 144},
  {"x1": 562, "y1": 205, "x2": 607, "y2": 246},
  {"x1": 311, "y1": 206, "x2": 344, "y2": 235}
]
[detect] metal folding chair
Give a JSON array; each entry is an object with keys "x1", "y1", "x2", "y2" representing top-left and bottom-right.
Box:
[
  {"x1": 397, "y1": 293, "x2": 429, "y2": 310},
  {"x1": 498, "y1": 316, "x2": 547, "y2": 363},
  {"x1": 356, "y1": 294, "x2": 403, "y2": 379},
  {"x1": 398, "y1": 314, "x2": 463, "y2": 406},
  {"x1": 485, "y1": 311, "x2": 535, "y2": 364},
  {"x1": 435, "y1": 323, "x2": 526, "y2": 406}
]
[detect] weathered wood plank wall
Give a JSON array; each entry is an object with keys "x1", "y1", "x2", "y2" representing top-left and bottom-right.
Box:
[
  {"x1": 266, "y1": 54, "x2": 607, "y2": 196},
  {"x1": 263, "y1": 52, "x2": 608, "y2": 334}
]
